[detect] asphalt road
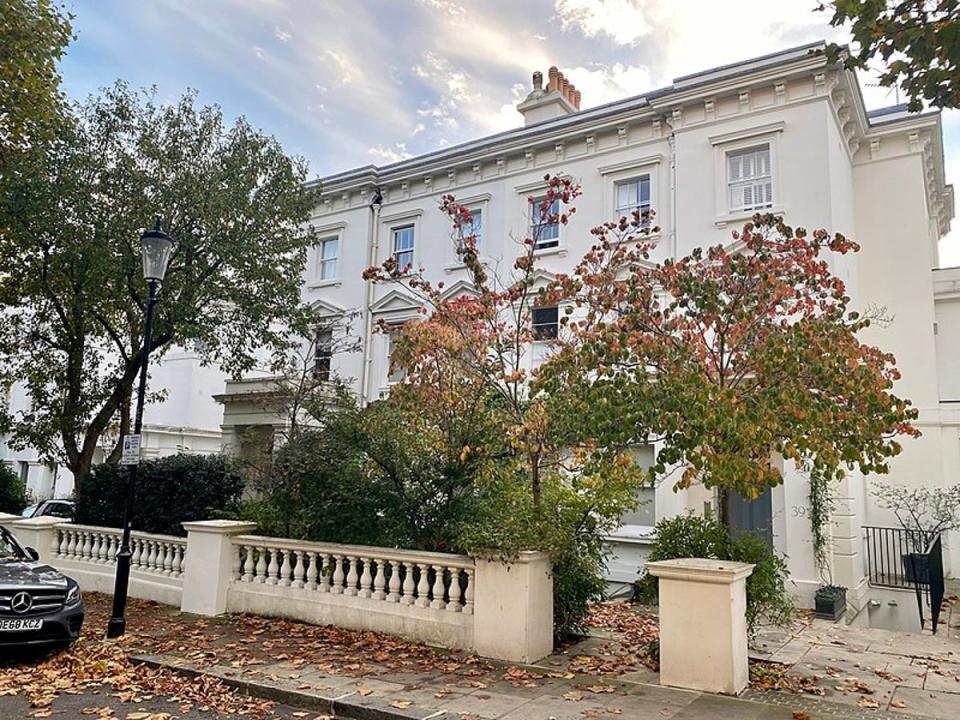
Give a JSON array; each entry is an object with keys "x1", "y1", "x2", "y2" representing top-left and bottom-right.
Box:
[
  {"x1": 0, "y1": 647, "x2": 333, "y2": 720},
  {"x1": 0, "y1": 690, "x2": 333, "y2": 719}
]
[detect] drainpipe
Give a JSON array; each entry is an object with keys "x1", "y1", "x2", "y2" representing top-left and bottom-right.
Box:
[
  {"x1": 359, "y1": 188, "x2": 383, "y2": 406},
  {"x1": 663, "y1": 118, "x2": 678, "y2": 261}
]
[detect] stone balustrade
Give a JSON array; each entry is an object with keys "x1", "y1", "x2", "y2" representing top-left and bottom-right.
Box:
[
  {"x1": 0, "y1": 516, "x2": 555, "y2": 663},
  {"x1": 55, "y1": 524, "x2": 186, "y2": 580}
]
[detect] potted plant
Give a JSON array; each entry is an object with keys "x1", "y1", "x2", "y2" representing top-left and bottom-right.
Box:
[
  {"x1": 873, "y1": 482, "x2": 960, "y2": 584},
  {"x1": 814, "y1": 584, "x2": 847, "y2": 620}
]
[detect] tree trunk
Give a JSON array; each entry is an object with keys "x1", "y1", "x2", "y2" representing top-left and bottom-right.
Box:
[{"x1": 105, "y1": 385, "x2": 133, "y2": 465}]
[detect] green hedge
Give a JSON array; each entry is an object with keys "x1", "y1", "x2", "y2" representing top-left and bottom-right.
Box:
[
  {"x1": 0, "y1": 464, "x2": 27, "y2": 514},
  {"x1": 75, "y1": 454, "x2": 243, "y2": 536},
  {"x1": 637, "y1": 513, "x2": 794, "y2": 634}
]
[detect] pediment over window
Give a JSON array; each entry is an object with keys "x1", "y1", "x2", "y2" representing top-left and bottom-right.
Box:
[
  {"x1": 309, "y1": 297, "x2": 348, "y2": 319},
  {"x1": 370, "y1": 289, "x2": 423, "y2": 319},
  {"x1": 439, "y1": 279, "x2": 480, "y2": 303}
]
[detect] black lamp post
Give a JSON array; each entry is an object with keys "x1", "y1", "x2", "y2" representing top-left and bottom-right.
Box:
[{"x1": 107, "y1": 217, "x2": 174, "y2": 639}]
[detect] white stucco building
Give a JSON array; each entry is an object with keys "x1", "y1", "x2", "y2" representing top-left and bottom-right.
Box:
[
  {"x1": 1, "y1": 348, "x2": 225, "y2": 501},
  {"x1": 221, "y1": 41, "x2": 955, "y2": 619}
]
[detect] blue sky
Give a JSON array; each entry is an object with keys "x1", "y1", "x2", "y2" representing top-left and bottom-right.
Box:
[{"x1": 61, "y1": 0, "x2": 958, "y2": 265}]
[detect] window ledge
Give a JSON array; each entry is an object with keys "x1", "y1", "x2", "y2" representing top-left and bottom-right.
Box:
[
  {"x1": 307, "y1": 279, "x2": 342, "y2": 289},
  {"x1": 714, "y1": 205, "x2": 786, "y2": 229},
  {"x1": 443, "y1": 256, "x2": 492, "y2": 273},
  {"x1": 533, "y1": 245, "x2": 568, "y2": 258}
]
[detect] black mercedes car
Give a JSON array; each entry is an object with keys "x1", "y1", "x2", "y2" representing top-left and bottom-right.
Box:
[{"x1": 0, "y1": 526, "x2": 84, "y2": 647}]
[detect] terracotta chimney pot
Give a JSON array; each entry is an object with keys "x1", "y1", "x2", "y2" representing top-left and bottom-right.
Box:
[{"x1": 548, "y1": 66, "x2": 559, "y2": 91}]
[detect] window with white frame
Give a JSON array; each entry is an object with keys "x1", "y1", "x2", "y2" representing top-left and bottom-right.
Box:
[
  {"x1": 727, "y1": 144, "x2": 772, "y2": 212},
  {"x1": 615, "y1": 176, "x2": 652, "y2": 224},
  {"x1": 531, "y1": 196, "x2": 560, "y2": 250},
  {"x1": 313, "y1": 328, "x2": 333, "y2": 381},
  {"x1": 391, "y1": 225, "x2": 415, "y2": 269},
  {"x1": 317, "y1": 236, "x2": 339, "y2": 281},
  {"x1": 464, "y1": 208, "x2": 482, "y2": 251},
  {"x1": 387, "y1": 329, "x2": 406, "y2": 384},
  {"x1": 531, "y1": 306, "x2": 559, "y2": 341}
]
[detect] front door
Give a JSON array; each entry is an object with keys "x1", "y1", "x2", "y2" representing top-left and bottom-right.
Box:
[{"x1": 727, "y1": 487, "x2": 773, "y2": 546}]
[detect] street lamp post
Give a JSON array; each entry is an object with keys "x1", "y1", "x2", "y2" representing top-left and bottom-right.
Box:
[{"x1": 107, "y1": 217, "x2": 175, "y2": 639}]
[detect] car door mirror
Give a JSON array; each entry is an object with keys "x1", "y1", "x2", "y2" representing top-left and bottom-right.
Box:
[{"x1": 24, "y1": 547, "x2": 39, "y2": 562}]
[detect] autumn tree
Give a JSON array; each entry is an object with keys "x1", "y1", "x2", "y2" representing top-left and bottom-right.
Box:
[
  {"x1": 0, "y1": 0, "x2": 73, "y2": 158},
  {"x1": 538, "y1": 213, "x2": 919, "y2": 523},
  {"x1": 820, "y1": 1, "x2": 960, "y2": 110},
  {"x1": 364, "y1": 176, "x2": 647, "y2": 634},
  {"x1": 0, "y1": 83, "x2": 318, "y2": 487}
]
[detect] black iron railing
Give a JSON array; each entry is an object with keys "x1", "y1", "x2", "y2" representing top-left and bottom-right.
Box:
[{"x1": 863, "y1": 526, "x2": 945, "y2": 633}]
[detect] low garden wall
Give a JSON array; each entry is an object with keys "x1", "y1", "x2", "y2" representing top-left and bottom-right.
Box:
[{"x1": 0, "y1": 515, "x2": 553, "y2": 663}]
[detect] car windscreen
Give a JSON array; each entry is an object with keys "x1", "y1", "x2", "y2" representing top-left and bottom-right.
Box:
[{"x1": 0, "y1": 529, "x2": 25, "y2": 561}]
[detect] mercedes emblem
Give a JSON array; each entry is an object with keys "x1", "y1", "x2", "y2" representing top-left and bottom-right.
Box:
[{"x1": 10, "y1": 591, "x2": 32, "y2": 614}]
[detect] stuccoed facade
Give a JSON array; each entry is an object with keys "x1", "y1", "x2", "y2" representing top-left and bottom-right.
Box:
[
  {"x1": 1, "y1": 348, "x2": 226, "y2": 501},
  {"x1": 217, "y1": 42, "x2": 955, "y2": 614}
]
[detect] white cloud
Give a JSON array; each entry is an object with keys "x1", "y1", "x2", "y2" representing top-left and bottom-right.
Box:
[
  {"x1": 555, "y1": 0, "x2": 652, "y2": 46},
  {"x1": 253, "y1": 46, "x2": 266, "y2": 61},
  {"x1": 369, "y1": 143, "x2": 412, "y2": 163},
  {"x1": 274, "y1": 26, "x2": 291, "y2": 42}
]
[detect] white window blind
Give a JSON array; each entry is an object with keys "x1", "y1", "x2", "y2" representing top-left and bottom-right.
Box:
[
  {"x1": 392, "y1": 226, "x2": 415, "y2": 269},
  {"x1": 615, "y1": 176, "x2": 651, "y2": 223},
  {"x1": 727, "y1": 145, "x2": 773, "y2": 212},
  {"x1": 318, "y1": 237, "x2": 339, "y2": 280},
  {"x1": 531, "y1": 197, "x2": 560, "y2": 249}
]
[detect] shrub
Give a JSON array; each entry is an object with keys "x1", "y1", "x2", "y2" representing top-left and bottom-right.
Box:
[
  {"x1": 637, "y1": 513, "x2": 794, "y2": 634},
  {"x1": 0, "y1": 464, "x2": 26, "y2": 514},
  {"x1": 75, "y1": 454, "x2": 243, "y2": 536}
]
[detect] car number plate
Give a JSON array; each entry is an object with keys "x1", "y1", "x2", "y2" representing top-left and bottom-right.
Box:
[{"x1": 0, "y1": 618, "x2": 43, "y2": 631}]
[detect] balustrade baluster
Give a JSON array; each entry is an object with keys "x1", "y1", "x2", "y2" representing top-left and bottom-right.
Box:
[
  {"x1": 318, "y1": 555, "x2": 331, "y2": 592},
  {"x1": 81, "y1": 532, "x2": 92, "y2": 561},
  {"x1": 373, "y1": 560, "x2": 387, "y2": 601},
  {"x1": 163, "y1": 543, "x2": 174, "y2": 576},
  {"x1": 279, "y1": 549, "x2": 292, "y2": 587},
  {"x1": 358, "y1": 557, "x2": 373, "y2": 598},
  {"x1": 106, "y1": 535, "x2": 117, "y2": 563},
  {"x1": 172, "y1": 545, "x2": 184, "y2": 578},
  {"x1": 65, "y1": 530, "x2": 77, "y2": 558},
  {"x1": 90, "y1": 533, "x2": 102, "y2": 563},
  {"x1": 415, "y1": 563, "x2": 431, "y2": 608},
  {"x1": 447, "y1": 569, "x2": 463, "y2": 612},
  {"x1": 305, "y1": 552, "x2": 318, "y2": 590},
  {"x1": 57, "y1": 530, "x2": 68, "y2": 557},
  {"x1": 387, "y1": 560, "x2": 401, "y2": 602},
  {"x1": 254, "y1": 547, "x2": 268, "y2": 583},
  {"x1": 229, "y1": 545, "x2": 241, "y2": 581},
  {"x1": 400, "y1": 562, "x2": 416, "y2": 606},
  {"x1": 292, "y1": 551, "x2": 305, "y2": 589},
  {"x1": 462, "y1": 568, "x2": 474, "y2": 615},
  {"x1": 331, "y1": 554, "x2": 345, "y2": 594},
  {"x1": 266, "y1": 548, "x2": 280, "y2": 585},
  {"x1": 147, "y1": 540, "x2": 159, "y2": 573},
  {"x1": 344, "y1": 556, "x2": 359, "y2": 596},
  {"x1": 430, "y1": 566, "x2": 446, "y2": 609},
  {"x1": 242, "y1": 546, "x2": 256, "y2": 582},
  {"x1": 130, "y1": 538, "x2": 141, "y2": 569}
]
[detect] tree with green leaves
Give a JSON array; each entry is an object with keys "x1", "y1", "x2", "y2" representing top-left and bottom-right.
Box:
[
  {"x1": 0, "y1": 0, "x2": 73, "y2": 157},
  {"x1": 0, "y1": 83, "x2": 318, "y2": 487},
  {"x1": 820, "y1": 1, "x2": 960, "y2": 110}
]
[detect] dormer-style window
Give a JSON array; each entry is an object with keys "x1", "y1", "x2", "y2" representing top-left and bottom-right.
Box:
[
  {"x1": 727, "y1": 144, "x2": 772, "y2": 212},
  {"x1": 392, "y1": 225, "x2": 415, "y2": 269},
  {"x1": 531, "y1": 197, "x2": 560, "y2": 250},
  {"x1": 615, "y1": 176, "x2": 652, "y2": 224},
  {"x1": 531, "y1": 306, "x2": 559, "y2": 341},
  {"x1": 317, "y1": 236, "x2": 339, "y2": 281}
]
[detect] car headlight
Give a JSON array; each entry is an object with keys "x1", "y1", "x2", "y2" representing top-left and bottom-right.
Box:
[{"x1": 65, "y1": 584, "x2": 81, "y2": 607}]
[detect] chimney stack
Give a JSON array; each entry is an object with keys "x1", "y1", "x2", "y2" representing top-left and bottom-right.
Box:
[{"x1": 516, "y1": 65, "x2": 581, "y2": 126}]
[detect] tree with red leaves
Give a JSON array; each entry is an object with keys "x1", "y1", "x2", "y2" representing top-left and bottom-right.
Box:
[{"x1": 537, "y1": 213, "x2": 919, "y2": 522}]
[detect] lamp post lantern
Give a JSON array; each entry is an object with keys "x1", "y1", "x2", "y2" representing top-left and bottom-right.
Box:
[{"x1": 107, "y1": 217, "x2": 174, "y2": 639}]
